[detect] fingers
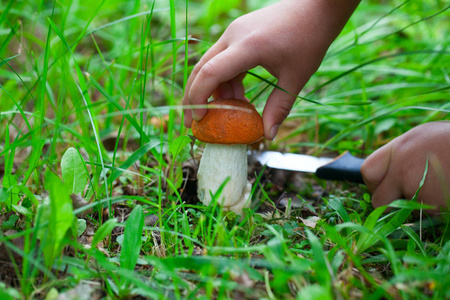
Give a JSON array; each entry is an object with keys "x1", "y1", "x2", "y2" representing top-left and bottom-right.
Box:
[
  {"x1": 261, "y1": 76, "x2": 301, "y2": 140},
  {"x1": 189, "y1": 47, "x2": 257, "y2": 116},
  {"x1": 370, "y1": 178, "x2": 403, "y2": 208},
  {"x1": 212, "y1": 73, "x2": 247, "y2": 100},
  {"x1": 182, "y1": 43, "x2": 227, "y2": 127},
  {"x1": 212, "y1": 82, "x2": 235, "y2": 100},
  {"x1": 183, "y1": 46, "x2": 258, "y2": 127}
]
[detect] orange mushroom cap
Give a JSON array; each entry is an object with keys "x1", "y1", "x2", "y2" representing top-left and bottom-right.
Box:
[{"x1": 192, "y1": 99, "x2": 264, "y2": 145}]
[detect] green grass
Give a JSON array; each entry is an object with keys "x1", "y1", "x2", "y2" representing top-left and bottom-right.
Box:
[{"x1": 1, "y1": 0, "x2": 449, "y2": 299}]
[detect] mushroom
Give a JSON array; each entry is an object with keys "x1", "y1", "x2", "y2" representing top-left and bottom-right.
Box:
[{"x1": 192, "y1": 99, "x2": 264, "y2": 214}]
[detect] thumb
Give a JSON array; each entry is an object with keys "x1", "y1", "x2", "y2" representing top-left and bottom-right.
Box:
[
  {"x1": 371, "y1": 178, "x2": 403, "y2": 208},
  {"x1": 261, "y1": 79, "x2": 300, "y2": 140},
  {"x1": 361, "y1": 142, "x2": 402, "y2": 207},
  {"x1": 361, "y1": 142, "x2": 394, "y2": 191}
]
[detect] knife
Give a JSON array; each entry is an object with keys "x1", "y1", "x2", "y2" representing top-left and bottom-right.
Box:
[{"x1": 255, "y1": 151, "x2": 365, "y2": 184}]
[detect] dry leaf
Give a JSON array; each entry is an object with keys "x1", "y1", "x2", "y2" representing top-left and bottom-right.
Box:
[{"x1": 298, "y1": 216, "x2": 321, "y2": 228}]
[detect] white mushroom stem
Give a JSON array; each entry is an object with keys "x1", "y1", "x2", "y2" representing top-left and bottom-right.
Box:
[{"x1": 197, "y1": 143, "x2": 252, "y2": 214}]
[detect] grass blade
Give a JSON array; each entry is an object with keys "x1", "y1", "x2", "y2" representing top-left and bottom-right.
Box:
[
  {"x1": 120, "y1": 205, "x2": 144, "y2": 270},
  {"x1": 306, "y1": 229, "x2": 332, "y2": 287},
  {"x1": 107, "y1": 139, "x2": 161, "y2": 186},
  {"x1": 91, "y1": 218, "x2": 119, "y2": 251}
]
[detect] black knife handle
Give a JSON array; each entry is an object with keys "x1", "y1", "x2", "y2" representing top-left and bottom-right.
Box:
[{"x1": 315, "y1": 151, "x2": 365, "y2": 184}]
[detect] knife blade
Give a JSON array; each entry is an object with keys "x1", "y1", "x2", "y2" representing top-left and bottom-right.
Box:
[{"x1": 255, "y1": 150, "x2": 365, "y2": 184}]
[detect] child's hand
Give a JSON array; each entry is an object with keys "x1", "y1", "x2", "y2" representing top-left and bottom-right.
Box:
[
  {"x1": 182, "y1": 0, "x2": 359, "y2": 140},
  {"x1": 361, "y1": 121, "x2": 450, "y2": 212}
]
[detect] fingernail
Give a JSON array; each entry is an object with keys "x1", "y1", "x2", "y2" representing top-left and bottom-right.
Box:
[
  {"x1": 192, "y1": 108, "x2": 207, "y2": 121},
  {"x1": 192, "y1": 110, "x2": 200, "y2": 121},
  {"x1": 270, "y1": 124, "x2": 279, "y2": 141}
]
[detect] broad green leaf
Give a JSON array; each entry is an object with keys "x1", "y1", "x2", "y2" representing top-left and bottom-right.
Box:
[
  {"x1": 0, "y1": 188, "x2": 7, "y2": 204},
  {"x1": 374, "y1": 118, "x2": 397, "y2": 135},
  {"x1": 77, "y1": 219, "x2": 87, "y2": 237},
  {"x1": 42, "y1": 170, "x2": 74, "y2": 268},
  {"x1": 91, "y1": 218, "x2": 118, "y2": 250},
  {"x1": 173, "y1": 165, "x2": 184, "y2": 190},
  {"x1": 0, "y1": 281, "x2": 21, "y2": 300},
  {"x1": 167, "y1": 135, "x2": 192, "y2": 194},
  {"x1": 169, "y1": 135, "x2": 192, "y2": 160},
  {"x1": 61, "y1": 147, "x2": 89, "y2": 195},
  {"x1": 120, "y1": 205, "x2": 144, "y2": 270},
  {"x1": 1, "y1": 214, "x2": 19, "y2": 230},
  {"x1": 12, "y1": 205, "x2": 32, "y2": 219},
  {"x1": 48, "y1": 171, "x2": 74, "y2": 234},
  {"x1": 283, "y1": 221, "x2": 295, "y2": 235},
  {"x1": 296, "y1": 284, "x2": 333, "y2": 300},
  {"x1": 35, "y1": 197, "x2": 51, "y2": 241}
]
